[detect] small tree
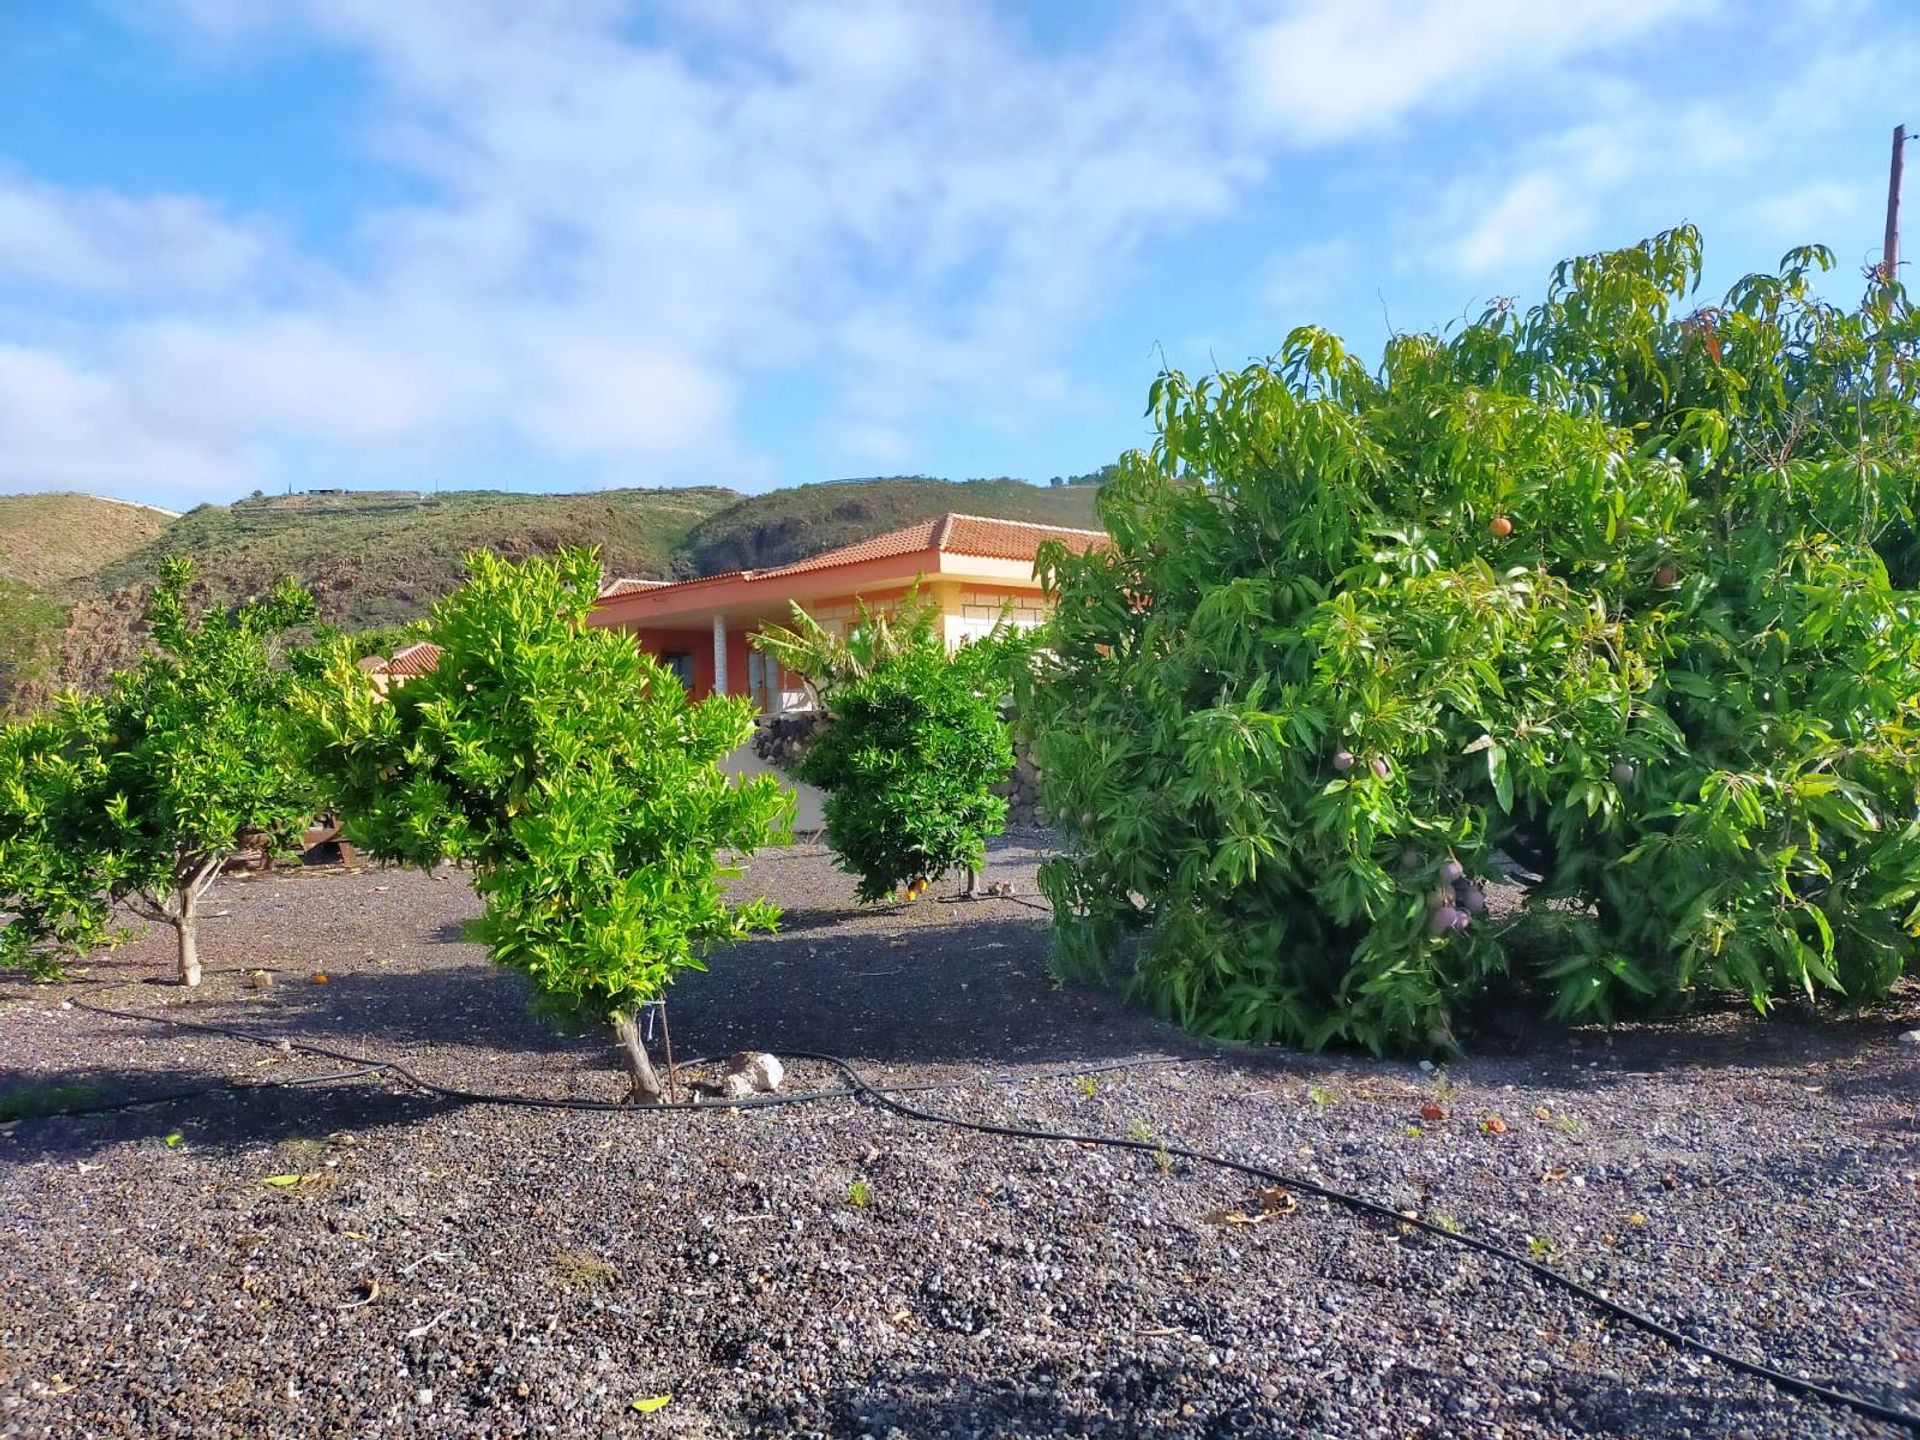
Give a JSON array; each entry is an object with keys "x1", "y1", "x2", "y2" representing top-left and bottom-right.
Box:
[
  {"x1": 295, "y1": 548, "x2": 789, "y2": 1101},
  {"x1": 0, "y1": 559, "x2": 319, "y2": 985},
  {"x1": 757, "y1": 593, "x2": 1026, "y2": 902}
]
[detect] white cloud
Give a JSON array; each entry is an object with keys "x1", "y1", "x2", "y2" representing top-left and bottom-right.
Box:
[
  {"x1": 1, "y1": 0, "x2": 1908, "y2": 506},
  {"x1": 0, "y1": 173, "x2": 266, "y2": 296},
  {"x1": 0, "y1": 344, "x2": 251, "y2": 496},
  {"x1": 71, "y1": 0, "x2": 1265, "y2": 495},
  {"x1": 1234, "y1": 0, "x2": 1711, "y2": 143}
]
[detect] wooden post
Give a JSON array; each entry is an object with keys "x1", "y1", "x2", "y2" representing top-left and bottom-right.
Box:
[{"x1": 1884, "y1": 123, "x2": 1906, "y2": 290}]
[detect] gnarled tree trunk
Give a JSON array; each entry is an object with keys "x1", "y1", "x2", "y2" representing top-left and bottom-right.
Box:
[{"x1": 610, "y1": 1010, "x2": 664, "y2": 1103}]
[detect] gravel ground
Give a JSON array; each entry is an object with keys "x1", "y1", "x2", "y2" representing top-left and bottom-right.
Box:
[{"x1": 2, "y1": 832, "x2": 1917, "y2": 1440}]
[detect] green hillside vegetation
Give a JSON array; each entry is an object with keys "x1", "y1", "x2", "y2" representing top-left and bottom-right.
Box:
[
  {"x1": 2, "y1": 473, "x2": 1110, "y2": 709},
  {"x1": 0, "y1": 494, "x2": 176, "y2": 711},
  {"x1": 0, "y1": 493, "x2": 174, "y2": 589},
  {"x1": 96, "y1": 487, "x2": 736, "y2": 632},
  {"x1": 674, "y1": 475, "x2": 1103, "y2": 576}
]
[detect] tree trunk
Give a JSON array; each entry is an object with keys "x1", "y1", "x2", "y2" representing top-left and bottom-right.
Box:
[
  {"x1": 965, "y1": 865, "x2": 982, "y2": 898},
  {"x1": 610, "y1": 1010, "x2": 664, "y2": 1104},
  {"x1": 173, "y1": 886, "x2": 201, "y2": 988}
]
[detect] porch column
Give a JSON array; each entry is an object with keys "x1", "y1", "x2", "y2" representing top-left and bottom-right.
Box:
[{"x1": 712, "y1": 614, "x2": 728, "y2": 696}]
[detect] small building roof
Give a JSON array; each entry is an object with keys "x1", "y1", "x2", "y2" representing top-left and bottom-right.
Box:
[
  {"x1": 749, "y1": 512, "x2": 1104, "y2": 580},
  {"x1": 386, "y1": 641, "x2": 442, "y2": 679},
  {"x1": 599, "y1": 577, "x2": 672, "y2": 598}
]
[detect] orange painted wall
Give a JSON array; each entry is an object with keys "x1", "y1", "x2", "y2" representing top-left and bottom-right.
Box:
[{"x1": 611, "y1": 579, "x2": 1045, "y2": 705}]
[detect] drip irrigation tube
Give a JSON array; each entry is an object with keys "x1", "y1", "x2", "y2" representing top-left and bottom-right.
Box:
[{"x1": 28, "y1": 996, "x2": 1920, "y2": 1433}]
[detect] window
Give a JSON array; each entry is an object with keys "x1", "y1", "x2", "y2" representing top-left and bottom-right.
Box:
[{"x1": 660, "y1": 651, "x2": 694, "y2": 690}]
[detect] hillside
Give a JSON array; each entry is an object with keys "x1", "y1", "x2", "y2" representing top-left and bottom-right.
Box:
[
  {"x1": 95, "y1": 487, "x2": 738, "y2": 631},
  {"x1": 4, "y1": 474, "x2": 1109, "y2": 709},
  {"x1": 672, "y1": 476, "x2": 1101, "y2": 576},
  {"x1": 0, "y1": 493, "x2": 174, "y2": 589},
  {"x1": 0, "y1": 494, "x2": 177, "y2": 709}
]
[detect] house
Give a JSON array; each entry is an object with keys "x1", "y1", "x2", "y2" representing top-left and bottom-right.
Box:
[
  {"x1": 587, "y1": 512, "x2": 1107, "y2": 713},
  {"x1": 355, "y1": 640, "x2": 442, "y2": 695}
]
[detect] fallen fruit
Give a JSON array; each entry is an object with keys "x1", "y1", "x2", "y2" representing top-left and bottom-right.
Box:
[
  {"x1": 1481, "y1": 1115, "x2": 1508, "y2": 1135},
  {"x1": 1420, "y1": 1102, "x2": 1447, "y2": 1122},
  {"x1": 311, "y1": 972, "x2": 329, "y2": 985}
]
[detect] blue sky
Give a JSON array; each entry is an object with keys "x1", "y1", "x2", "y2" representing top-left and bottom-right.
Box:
[{"x1": 0, "y1": 0, "x2": 1913, "y2": 510}]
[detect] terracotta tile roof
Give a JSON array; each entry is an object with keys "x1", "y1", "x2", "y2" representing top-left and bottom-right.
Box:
[
  {"x1": 386, "y1": 641, "x2": 442, "y2": 678},
  {"x1": 749, "y1": 512, "x2": 1106, "y2": 581},
  {"x1": 600, "y1": 577, "x2": 671, "y2": 597}
]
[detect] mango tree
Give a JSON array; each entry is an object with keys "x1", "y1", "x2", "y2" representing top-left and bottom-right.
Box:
[
  {"x1": 1027, "y1": 227, "x2": 1920, "y2": 1052},
  {"x1": 295, "y1": 548, "x2": 788, "y2": 1101},
  {"x1": 0, "y1": 558, "x2": 319, "y2": 985}
]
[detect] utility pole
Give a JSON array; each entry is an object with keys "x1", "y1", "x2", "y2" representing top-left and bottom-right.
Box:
[{"x1": 1883, "y1": 123, "x2": 1907, "y2": 291}]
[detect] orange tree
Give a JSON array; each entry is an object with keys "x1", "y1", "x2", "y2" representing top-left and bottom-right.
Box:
[
  {"x1": 296, "y1": 549, "x2": 788, "y2": 1100},
  {"x1": 0, "y1": 560, "x2": 318, "y2": 986},
  {"x1": 1026, "y1": 228, "x2": 1920, "y2": 1052},
  {"x1": 755, "y1": 587, "x2": 1027, "y2": 901}
]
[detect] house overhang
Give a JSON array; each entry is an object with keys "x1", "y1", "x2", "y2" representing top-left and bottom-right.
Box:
[{"x1": 589, "y1": 550, "x2": 1048, "y2": 630}]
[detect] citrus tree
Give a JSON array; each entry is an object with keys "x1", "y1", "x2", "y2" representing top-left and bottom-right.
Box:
[
  {"x1": 1027, "y1": 227, "x2": 1920, "y2": 1052},
  {"x1": 295, "y1": 548, "x2": 788, "y2": 1101},
  {"x1": 0, "y1": 558, "x2": 319, "y2": 985},
  {"x1": 755, "y1": 590, "x2": 1027, "y2": 901}
]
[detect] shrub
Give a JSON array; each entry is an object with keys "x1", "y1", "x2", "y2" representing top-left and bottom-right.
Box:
[
  {"x1": 1026, "y1": 227, "x2": 1920, "y2": 1053},
  {"x1": 0, "y1": 559, "x2": 319, "y2": 984},
  {"x1": 756, "y1": 590, "x2": 1026, "y2": 901},
  {"x1": 295, "y1": 548, "x2": 789, "y2": 1100}
]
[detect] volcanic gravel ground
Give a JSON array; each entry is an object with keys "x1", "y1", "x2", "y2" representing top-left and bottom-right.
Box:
[{"x1": 1, "y1": 834, "x2": 1917, "y2": 1439}]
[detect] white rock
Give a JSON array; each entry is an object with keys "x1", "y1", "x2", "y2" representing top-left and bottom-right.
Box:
[
  {"x1": 724, "y1": 1051, "x2": 786, "y2": 1093},
  {"x1": 1900, "y1": 1030, "x2": 1920, "y2": 1047}
]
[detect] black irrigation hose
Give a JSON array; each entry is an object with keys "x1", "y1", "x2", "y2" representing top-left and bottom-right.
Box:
[
  {"x1": 55, "y1": 996, "x2": 1195, "y2": 1115},
  {"x1": 2, "y1": 1066, "x2": 389, "y2": 1121},
  {"x1": 38, "y1": 998, "x2": 1920, "y2": 1433},
  {"x1": 788, "y1": 1049, "x2": 1920, "y2": 1436}
]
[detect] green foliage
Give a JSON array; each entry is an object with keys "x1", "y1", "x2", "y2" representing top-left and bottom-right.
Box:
[
  {"x1": 1028, "y1": 226, "x2": 1920, "y2": 1053},
  {"x1": 295, "y1": 548, "x2": 790, "y2": 1027},
  {"x1": 752, "y1": 581, "x2": 945, "y2": 703},
  {"x1": 0, "y1": 581, "x2": 65, "y2": 715},
  {"x1": 0, "y1": 557, "x2": 319, "y2": 981},
  {"x1": 771, "y1": 605, "x2": 1024, "y2": 903}
]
